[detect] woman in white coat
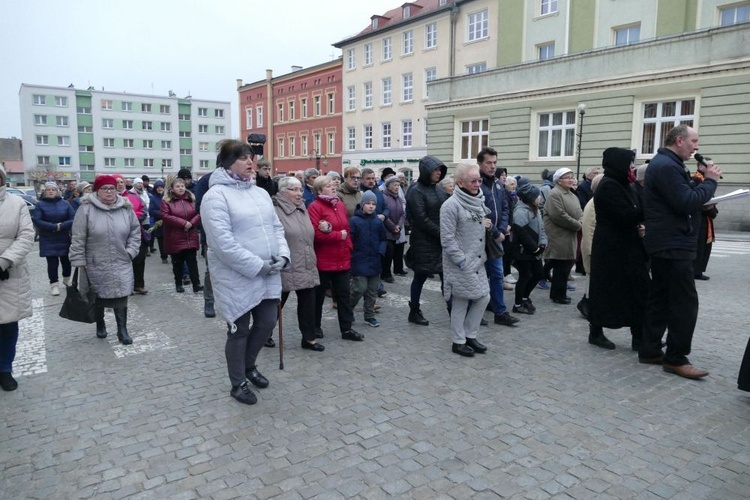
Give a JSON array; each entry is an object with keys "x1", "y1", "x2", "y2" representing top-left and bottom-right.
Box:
[
  {"x1": 201, "y1": 140, "x2": 290, "y2": 406},
  {"x1": 0, "y1": 165, "x2": 35, "y2": 391}
]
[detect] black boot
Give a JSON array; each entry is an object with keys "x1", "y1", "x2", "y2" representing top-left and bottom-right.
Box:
[
  {"x1": 408, "y1": 301, "x2": 429, "y2": 326},
  {"x1": 576, "y1": 294, "x2": 589, "y2": 320},
  {"x1": 204, "y1": 301, "x2": 216, "y2": 318},
  {"x1": 588, "y1": 324, "x2": 615, "y2": 350},
  {"x1": 114, "y1": 307, "x2": 133, "y2": 345},
  {"x1": 631, "y1": 325, "x2": 643, "y2": 352},
  {"x1": 175, "y1": 280, "x2": 185, "y2": 293},
  {"x1": 95, "y1": 306, "x2": 108, "y2": 338}
]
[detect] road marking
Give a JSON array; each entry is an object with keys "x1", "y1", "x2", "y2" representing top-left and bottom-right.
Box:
[
  {"x1": 711, "y1": 241, "x2": 750, "y2": 258},
  {"x1": 16, "y1": 298, "x2": 48, "y2": 376},
  {"x1": 107, "y1": 301, "x2": 175, "y2": 358}
]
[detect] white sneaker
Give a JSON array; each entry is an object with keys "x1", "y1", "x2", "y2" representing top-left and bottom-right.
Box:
[
  {"x1": 62, "y1": 275, "x2": 73, "y2": 287},
  {"x1": 50, "y1": 283, "x2": 60, "y2": 296},
  {"x1": 504, "y1": 274, "x2": 518, "y2": 284}
]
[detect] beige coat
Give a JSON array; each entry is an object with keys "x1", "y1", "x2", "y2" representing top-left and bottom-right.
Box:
[
  {"x1": 273, "y1": 193, "x2": 320, "y2": 292},
  {"x1": 580, "y1": 198, "x2": 596, "y2": 273},
  {"x1": 0, "y1": 187, "x2": 35, "y2": 324},
  {"x1": 543, "y1": 186, "x2": 583, "y2": 260}
]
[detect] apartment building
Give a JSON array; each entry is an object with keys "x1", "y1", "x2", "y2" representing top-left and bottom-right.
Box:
[{"x1": 19, "y1": 84, "x2": 231, "y2": 183}]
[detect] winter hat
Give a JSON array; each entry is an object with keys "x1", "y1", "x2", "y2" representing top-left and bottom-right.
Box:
[
  {"x1": 517, "y1": 183, "x2": 541, "y2": 205},
  {"x1": 132, "y1": 177, "x2": 143, "y2": 186},
  {"x1": 326, "y1": 171, "x2": 341, "y2": 180},
  {"x1": 177, "y1": 168, "x2": 193, "y2": 180},
  {"x1": 78, "y1": 181, "x2": 91, "y2": 192},
  {"x1": 553, "y1": 167, "x2": 573, "y2": 184},
  {"x1": 44, "y1": 181, "x2": 60, "y2": 191},
  {"x1": 361, "y1": 190, "x2": 377, "y2": 206},
  {"x1": 380, "y1": 167, "x2": 396, "y2": 180},
  {"x1": 94, "y1": 175, "x2": 119, "y2": 191},
  {"x1": 141, "y1": 175, "x2": 150, "y2": 182},
  {"x1": 516, "y1": 176, "x2": 530, "y2": 188},
  {"x1": 153, "y1": 179, "x2": 165, "y2": 189},
  {"x1": 385, "y1": 176, "x2": 401, "y2": 188}
]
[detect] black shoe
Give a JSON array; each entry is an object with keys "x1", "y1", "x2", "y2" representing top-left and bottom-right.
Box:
[
  {"x1": 193, "y1": 285, "x2": 204, "y2": 293},
  {"x1": 465, "y1": 338, "x2": 487, "y2": 354},
  {"x1": 576, "y1": 296, "x2": 590, "y2": 319},
  {"x1": 161, "y1": 258, "x2": 169, "y2": 264},
  {"x1": 264, "y1": 337, "x2": 275, "y2": 348},
  {"x1": 452, "y1": 343, "x2": 475, "y2": 357},
  {"x1": 695, "y1": 274, "x2": 710, "y2": 280},
  {"x1": 114, "y1": 307, "x2": 132, "y2": 345},
  {"x1": 175, "y1": 284, "x2": 185, "y2": 293},
  {"x1": 314, "y1": 327, "x2": 325, "y2": 339},
  {"x1": 523, "y1": 299, "x2": 537, "y2": 313},
  {"x1": 230, "y1": 381, "x2": 257, "y2": 405},
  {"x1": 551, "y1": 296, "x2": 571, "y2": 304},
  {"x1": 589, "y1": 333, "x2": 616, "y2": 350},
  {"x1": 247, "y1": 368, "x2": 269, "y2": 388},
  {"x1": 395, "y1": 270, "x2": 408, "y2": 276},
  {"x1": 302, "y1": 340, "x2": 325, "y2": 352},
  {"x1": 182, "y1": 277, "x2": 191, "y2": 285},
  {"x1": 0, "y1": 372, "x2": 18, "y2": 391},
  {"x1": 408, "y1": 302, "x2": 429, "y2": 326},
  {"x1": 480, "y1": 318, "x2": 488, "y2": 326},
  {"x1": 95, "y1": 307, "x2": 108, "y2": 338},
  {"x1": 204, "y1": 301, "x2": 216, "y2": 318},
  {"x1": 512, "y1": 303, "x2": 534, "y2": 315},
  {"x1": 342, "y1": 329, "x2": 364, "y2": 341},
  {"x1": 382, "y1": 275, "x2": 395, "y2": 283},
  {"x1": 377, "y1": 289, "x2": 387, "y2": 297},
  {"x1": 494, "y1": 312, "x2": 520, "y2": 326}
]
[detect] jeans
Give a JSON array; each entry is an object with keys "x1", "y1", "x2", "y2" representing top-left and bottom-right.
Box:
[
  {"x1": 410, "y1": 272, "x2": 443, "y2": 305},
  {"x1": 484, "y1": 257, "x2": 507, "y2": 316},
  {"x1": 46, "y1": 255, "x2": 71, "y2": 284},
  {"x1": 225, "y1": 299, "x2": 278, "y2": 387},
  {"x1": 351, "y1": 275, "x2": 380, "y2": 319},
  {"x1": 0, "y1": 322, "x2": 19, "y2": 373},
  {"x1": 281, "y1": 288, "x2": 316, "y2": 342},
  {"x1": 315, "y1": 270, "x2": 353, "y2": 333}
]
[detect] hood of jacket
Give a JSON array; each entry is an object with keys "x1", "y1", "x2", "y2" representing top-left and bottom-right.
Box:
[
  {"x1": 273, "y1": 192, "x2": 306, "y2": 216},
  {"x1": 417, "y1": 156, "x2": 447, "y2": 186},
  {"x1": 338, "y1": 181, "x2": 359, "y2": 195},
  {"x1": 209, "y1": 166, "x2": 255, "y2": 190},
  {"x1": 83, "y1": 193, "x2": 132, "y2": 211}
]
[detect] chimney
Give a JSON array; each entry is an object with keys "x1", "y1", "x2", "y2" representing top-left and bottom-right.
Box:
[
  {"x1": 266, "y1": 69, "x2": 273, "y2": 81},
  {"x1": 291, "y1": 65, "x2": 302, "y2": 72},
  {"x1": 236, "y1": 79, "x2": 243, "y2": 89}
]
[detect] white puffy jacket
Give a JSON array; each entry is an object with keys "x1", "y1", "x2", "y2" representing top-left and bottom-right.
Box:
[{"x1": 0, "y1": 186, "x2": 35, "y2": 324}]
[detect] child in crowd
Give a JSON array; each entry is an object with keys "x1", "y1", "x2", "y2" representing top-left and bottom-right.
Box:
[
  {"x1": 511, "y1": 184, "x2": 547, "y2": 314},
  {"x1": 349, "y1": 191, "x2": 387, "y2": 327}
]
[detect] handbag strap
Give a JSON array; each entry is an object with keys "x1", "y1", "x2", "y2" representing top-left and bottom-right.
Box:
[{"x1": 71, "y1": 267, "x2": 79, "y2": 288}]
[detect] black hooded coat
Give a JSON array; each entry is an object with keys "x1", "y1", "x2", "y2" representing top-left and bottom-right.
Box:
[{"x1": 405, "y1": 156, "x2": 447, "y2": 274}]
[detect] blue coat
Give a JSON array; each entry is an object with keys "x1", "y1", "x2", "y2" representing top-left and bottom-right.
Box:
[
  {"x1": 480, "y1": 172, "x2": 509, "y2": 239},
  {"x1": 303, "y1": 184, "x2": 316, "y2": 207},
  {"x1": 32, "y1": 196, "x2": 76, "y2": 257},
  {"x1": 349, "y1": 209, "x2": 386, "y2": 277}
]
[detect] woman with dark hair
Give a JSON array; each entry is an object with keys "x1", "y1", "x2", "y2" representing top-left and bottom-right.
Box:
[
  {"x1": 201, "y1": 140, "x2": 290, "y2": 406},
  {"x1": 32, "y1": 182, "x2": 76, "y2": 296},
  {"x1": 161, "y1": 175, "x2": 202, "y2": 294},
  {"x1": 381, "y1": 176, "x2": 407, "y2": 280}
]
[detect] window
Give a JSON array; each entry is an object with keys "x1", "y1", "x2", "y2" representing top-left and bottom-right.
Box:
[
  {"x1": 104, "y1": 157, "x2": 115, "y2": 167},
  {"x1": 278, "y1": 102, "x2": 284, "y2": 122},
  {"x1": 382, "y1": 123, "x2": 392, "y2": 148},
  {"x1": 364, "y1": 43, "x2": 373, "y2": 65},
  {"x1": 314, "y1": 133, "x2": 322, "y2": 152},
  {"x1": 382, "y1": 37, "x2": 392, "y2": 60},
  {"x1": 79, "y1": 146, "x2": 94, "y2": 152},
  {"x1": 179, "y1": 113, "x2": 190, "y2": 120},
  {"x1": 122, "y1": 101, "x2": 132, "y2": 111},
  {"x1": 460, "y1": 120, "x2": 489, "y2": 159},
  {"x1": 720, "y1": 4, "x2": 750, "y2": 26},
  {"x1": 123, "y1": 120, "x2": 133, "y2": 130},
  {"x1": 245, "y1": 108, "x2": 253, "y2": 128},
  {"x1": 142, "y1": 103, "x2": 152, "y2": 112},
  {"x1": 163, "y1": 159, "x2": 173, "y2": 168},
  {"x1": 179, "y1": 131, "x2": 191, "y2": 138},
  {"x1": 216, "y1": 125, "x2": 225, "y2": 134},
  {"x1": 215, "y1": 109, "x2": 224, "y2": 118},
  {"x1": 199, "y1": 124, "x2": 208, "y2": 133},
  {"x1": 76, "y1": 106, "x2": 91, "y2": 114},
  {"x1": 424, "y1": 68, "x2": 437, "y2": 98},
  {"x1": 466, "y1": 63, "x2": 487, "y2": 74},
  {"x1": 56, "y1": 116, "x2": 69, "y2": 127},
  {"x1": 382, "y1": 77, "x2": 392, "y2": 105},
  {"x1": 161, "y1": 140, "x2": 172, "y2": 150},
  {"x1": 199, "y1": 142, "x2": 209, "y2": 152},
  {"x1": 78, "y1": 125, "x2": 93, "y2": 133},
  {"x1": 55, "y1": 96, "x2": 67, "y2": 106},
  {"x1": 57, "y1": 136, "x2": 70, "y2": 146},
  {"x1": 301, "y1": 135, "x2": 308, "y2": 156},
  {"x1": 327, "y1": 133, "x2": 335, "y2": 155},
  {"x1": 101, "y1": 99, "x2": 113, "y2": 110},
  {"x1": 403, "y1": 5, "x2": 411, "y2": 18},
  {"x1": 143, "y1": 159, "x2": 154, "y2": 167},
  {"x1": 277, "y1": 137, "x2": 285, "y2": 157},
  {"x1": 36, "y1": 135, "x2": 49, "y2": 146},
  {"x1": 364, "y1": 82, "x2": 373, "y2": 108},
  {"x1": 426, "y1": 22, "x2": 437, "y2": 49},
  {"x1": 143, "y1": 139, "x2": 153, "y2": 149},
  {"x1": 364, "y1": 125, "x2": 373, "y2": 149},
  {"x1": 104, "y1": 138, "x2": 115, "y2": 148},
  {"x1": 328, "y1": 93, "x2": 335, "y2": 114},
  {"x1": 289, "y1": 136, "x2": 296, "y2": 157},
  {"x1": 347, "y1": 87, "x2": 356, "y2": 111},
  {"x1": 102, "y1": 118, "x2": 114, "y2": 129},
  {"x1": 540, "y1": 0, "x2": 558, "y2": 16},
  {"x1": 34, "y1": 115, "x2": 47, "y2": 125},
  {"x1": 537, "y1": 111, "x2": 576, "y2": 158},
  {"x1": 538, "y1": 42, "x2": 555, "y2": 60},
  {"x1": 347, "y1": 48, "x2": 356, "y2": 70},
  {"x1": 314, "y1": 95, "x2": 321, "y2": 116},
  {"x1": 640, "y1": 99, "x2": 695, "y2": 155},
  {"x1": 58, "y1": 156, "x2": 71, "y2": 167},
  {"x1": 301, "y1": 98, "x2": 308, "y2": 118},
  {"x1": 402, "y1": 73, "x2": 413, "y2": 101},
  {"x1": 124, "y1": 158, "x2": 135, "y2": 167},
  {"x1": 347, "y1": 127, "x2": 356, "y2": 150},
  {"x1": 37, "y1": 156, "x2": 51, "y2": 165},
  {"x1": 256, "y1": 105, "x2": 263, "y2": 127},
  {"x1": 403, "y1": 30, "x2": 414, "y2": 55},
  {"x1": 180, "y1": 148, "x2": 191, "y2": 155},
  {"x1": 468, "y1": 9, "x2": 489, "y2": 41},
  {"x1": 200, "y1": 160, "x2": 210, "y2": 169},
  {"x1": 160, "y1": 122, "x2": 171, "y2": 132},
  {"x1": 198, "y1": 107, "x2": 208, "y2": 117},
  {"x1": 33, "y1": 94, "x2": 46, "y2": 105},
  {"x1": 124, "y1": 139, "x2": 134, "y2": 148},
  {"x1": 372, "y1": 18, "x2": 378, "y2": 29},
  {"x1": 160, "y1": 104, "x2": 170, "y2": 114},
  {"x1": 289, "y1": 100, "x2": 296, "y2": 120},
  {"x1": 142, "y1": 121, "x2": 153, "y2": 131},
  {"x1": 402, "y1": 120, "x2": 413, "y2": 147},
  {"x1": 614, "y1": 24, "x2": 640, "y2": 46}
]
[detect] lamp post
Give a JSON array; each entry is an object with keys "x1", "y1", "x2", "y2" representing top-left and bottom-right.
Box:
[
  {"x1": 575, "y1": 102, "x2": 586, "y2": 181},
  {"x1": 308, "y1": 149, "x2": 328, "y2": 171}
]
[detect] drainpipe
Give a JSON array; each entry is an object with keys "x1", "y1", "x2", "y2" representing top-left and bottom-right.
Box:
[
  {"x1": 266, "y1": 69, "x2": 273, "y2": 160},
  {"x1": 449, "y1": 4, "x2": 459, "y2": 77}
]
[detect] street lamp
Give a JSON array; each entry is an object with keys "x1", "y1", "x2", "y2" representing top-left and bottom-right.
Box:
[
  {"x1": 308, "y1": 149, "x2": 328, "y2": 170},
  {"x1": 575, "y1": 102, "x2": 586, "y2": 180}
]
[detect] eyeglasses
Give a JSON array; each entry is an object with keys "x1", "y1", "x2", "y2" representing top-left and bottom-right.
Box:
[
  {"x1": 285, "y1": 187, "x2": 302, "y2": 192},
  {"x1": 99, "y1": 187, "x2": 116, "y2": 192},
  {"x1": 349, "y1": 176, "x2": 361, "y2": 181},
  {"x1": 559, "y1": 176, "x2": 575, "y2": 181}
]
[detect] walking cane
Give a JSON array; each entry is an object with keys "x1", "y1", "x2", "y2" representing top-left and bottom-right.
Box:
[{"x1": 278, "y1": 302, "x2": 284, "y2": 370}]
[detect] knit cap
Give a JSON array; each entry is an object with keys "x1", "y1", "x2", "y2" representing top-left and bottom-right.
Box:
[
  {"x1": 517, "y1": 183, "x2": 541, "y2": 205},
  {"x1": 361, "y1": 190, "x2": 377, "y2": 206}
]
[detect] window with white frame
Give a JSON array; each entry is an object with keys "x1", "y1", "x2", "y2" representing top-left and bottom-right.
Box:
[
  {"x1": 289, "y1": 100, "x2": 296, "y2": 120},
  {"x1": 161, "y1": 140, "x2": 172, "y2": 150},
  {"x1": 180, "y1": 148, "x2": 191, "y2": 155},
  {"x1": 76, "y1": 106, "x2": 91, "y2": 114},
  {"x1": 79, "y1": 146, "x2": 93, "y2": 152},
  {"x1": 198, "y1": 107, "x2": 208, "y2": 117},
  {"x1": 364, "y1": 125, "x2": 373, "y2": 149},
  {"x1": 199, "y1": 142, "x2": 209, "y2": 152},
  {"x1": 347, "y1": 48, "x2": 356, "y2": 70},
  {"x1": 301, "y1": 98, "x2": 308, "y2": 118},
  {"x1": 364, "y1": 82, "x2": 373, "y2": 108},
  {"x1": 57, "y1": 136, "x2": 70, "y2": 146},
  {"x1": 215, "y1": 109, "x2": 224, "y2": 118},
  {"x1": 460, "y1": 119, "x2": 489, "y2": 160},
  {"x1": 426, "y1": 22, "x2": 437, "y2": 49},
  {"x1": 314, "y1": 133, "x2": 322, "y2": 152},
  {"x1": 102, "y1": 118, "x2": 114, "y2": 129},
  {"x1": 256, "y1": 105, "x2": 263, "y2": 127},
  {"x1": 347, "y1": 86, "x2": 356, "y2": 111},
  {"x1": 122, "y1": 101, "x2": 132, "y2": 111},
  {"x1": 538, "y1": 42, "x2": 555, "y2": 60},
  {"x1": 364, "y1": 43, "x2": 373, "y2": 65},
  {"x1": 640, "y1": 98, "x2": 695, "y2": 155},
  {"x1": 56, "y1": 116, "x2": 69, "y2": 127},
  {"x1": 160, "y1": 122, "x2": 171, "y2": 132},
  {"x1": 277, "y1": 102, "x2": 284, "y2": 122},
  {"x1": 382, "y1": 37, "x2": 392, "y2": 60},
  {"x1": 33, "y1": 94, "x2": 46, "y2": 105},
  {"x1": 314, "y1": 95, "x2": 321, "y2": 116},
  {"x1": 537, "y1": 111, "x2": 576, "y2": 158},
  {"x1": 103, "y1": 157, "x2": 115, "y2": 167},
  {"x1": 289, "y1": 136, "x2": 296, "y2": 157},
  {"x1": 245, "y1": 108, "x2": 252, "y2": 128},
  {"x1": 424, "y1": 68, "x2": 437, "y2": 98},
  {"x1": 58, "y1": 156, "x2": 71, "y2": 167},
  {"x1": 104, "y1": 138, "x2": 115, "y2": 148},
  {"x1": 403, "y1": 5, "x2": 411, "y2": 18},
  {"x1": 327, "y1": 133, "x2": 335, "y2": 155},
  {"x1": 38, "y1": 156, "x2": 51, "y2": 165},
  {"x1": 123, "y1": 138, "x2": 134, "y2": 148},
  {"x1": 403, "y1": 29, "x2": 414, "y2": 55},
  {"x1": 402, "y1": 120, "x2": 413, "y2": 147},
  {"x1": 143, "y1": 139, "x2": 153, "y2": 149},
  {"x1": 540, "y1": 0, "x2": 558, "y2": 16},
  {"x1": 142, "y1": 103, "x2": 152, "y2": 112},
  {"x1": 124, "y1": 158, "x2": 135, "y2": 167},
  {"x1": 200, "y1": 160, "x2": 210, "y2": 169},
  {"x1": 163, "y1": 159, "x2": 173, "y2": 168},
  {"x1": 78, "y1": 125, "x2": 93, "y2": 133},
  {"x1": 301, "y1": 135, "x2": 308, "y2": 156},
  {"x1": 101, "y1": 99, "x2": 113, "y2": 110},
  {"x1": 277, "y1": 137, "x2": 285, "y2": 157},
  {"x1": 328, "y1": 93, "x2": 335, "y2": 114},
  {"x1": 382, "y1": 122, "x2": 392, "y2": 148},
  {"x1": 466, "y1": 63, "x2": 487, "y2": 74},
  {"x1": 614, "y1": 23, "x2": 640, "y2": 46},
  {"x1": 216, "y1": 125, "x2": 225, "y2": 134},
  {"x1": 142, "y1": 120, "x2": 153, "y2": 131},
  {"x1": 468, "y1": 9, "x2": 489, "y2": 41},
  {"x1": 720, "y1": 3, "x2": 750, "y2": 26},
  {"x1": 36, "y1": 135, "x2": 49, "y2": 146},
  {"x1": 123, "y1": 120, "x2": 133, "y2": 130},
  {"x1": 179, "y1": 131, "x2": 191, "y2": 138},
  {"x1": 158, "y1": 104, "x2": 169, "y2": 114},
  {"x1": 144, "y1": 159, "x2": 154, "y2": 167},
  {"x1": 55, "y1": 96, "x2": 67, "y2": 106},
  {"x1": 34, "y1": 115, "x2": 47, "y2": 125},
  {"x1": 402, "y1": 73, "x2": 413, "y2": 101},
  {"x1": 199, "y1": 124, "x2": 208, "y2": 133},
  {"x1": 347, "y1": 128, "x2": 356, "y2": 150},
  {"x1": 382, "y1": 77, "x2": 392, "y2": 105}
]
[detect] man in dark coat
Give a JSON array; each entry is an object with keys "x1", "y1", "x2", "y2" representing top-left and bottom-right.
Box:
[
  {"x1": 691, "y1": 157, "x2": 718, "y2": 280},
  {"x1": 639, "y1": 125, "x2": 721, "y2": 379},
  {"x1": 587, "y1": 148, "x2": 649, "y2": 350},
  {"x1": 405, "y1": 156, "x2": 447, "y2": 326},
  {"x1": 255, "y1": 158, "x2": 278, "y2": 197}
]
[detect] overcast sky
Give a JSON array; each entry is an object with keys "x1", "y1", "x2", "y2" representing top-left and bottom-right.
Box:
[{"x1": 0, "y1": 0, "x2": 399, "y2": 138}]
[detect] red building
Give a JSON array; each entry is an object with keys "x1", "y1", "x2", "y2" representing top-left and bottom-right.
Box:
[{"x1": 238, "y1": 59, "x2": 343, "y2": 175}]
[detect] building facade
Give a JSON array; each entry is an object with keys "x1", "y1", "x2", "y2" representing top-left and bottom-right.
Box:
[
  {"x1": 238, "y1": 60, "x2": 343, "y2": 175},
  {"x1": 19, "y1": 84, "x2": 231, "y2": 183}
]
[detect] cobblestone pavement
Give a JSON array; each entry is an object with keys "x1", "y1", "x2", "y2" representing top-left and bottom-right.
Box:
[{"x1": 2, "y1": 236, "x2": 750, "y2": 499}]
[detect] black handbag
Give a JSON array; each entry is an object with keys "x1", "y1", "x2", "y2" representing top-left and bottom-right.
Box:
[
  {"x1": 485, "y1": 229, "x2": 504, "y2": 260},
  {"x1": 59, "y1": 268, "x2": 97, "y2": 324}
]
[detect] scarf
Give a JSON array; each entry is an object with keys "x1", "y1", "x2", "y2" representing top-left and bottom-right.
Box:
[
  {"x1": 226, "y1": 169, "x2": 255, "y2": 184},
  {"x1": 317, "y1": 194, "x2": 339, "y2": 206}
]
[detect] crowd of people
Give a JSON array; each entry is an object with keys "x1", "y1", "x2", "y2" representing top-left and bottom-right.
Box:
[{"x1": 2, "y1": 125, "x2": 747, "y2": 403}]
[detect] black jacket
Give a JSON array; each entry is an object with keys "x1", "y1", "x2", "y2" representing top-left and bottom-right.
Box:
[
  {"x1": 405, "y1": 156, "x2": 447, "y2": 274},
  {"x1": 256, "y1": 175, "x2": 278, "y2": 197}
]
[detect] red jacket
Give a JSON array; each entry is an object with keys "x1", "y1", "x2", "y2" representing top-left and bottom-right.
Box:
[
  {"x1": 121, "y1": 190, "x2": 145, "y2": 221},
  {"x1": 161, "y1": 195, "x2": 201, "y2": 254},
  {"x1": 308, "y1": 197, "x2": 352, "y2": 272}
]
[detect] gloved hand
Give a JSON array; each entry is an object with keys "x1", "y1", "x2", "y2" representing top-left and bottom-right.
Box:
[
  {"x1": 0, "y1": 269, "x2": 9, "y2": 281},
  {"x1": 269, "y1": 255, "x2": 288, "y2": 273},
  {"x1": 260, "y1": 260, "x2": 277, "y2": 276}
]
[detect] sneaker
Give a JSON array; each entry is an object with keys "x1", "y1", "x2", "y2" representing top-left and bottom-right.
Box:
[
  {"x1": 537, "y1": 280, "x2": 549, "y2": 290},
  {"x1": 364, "y1": 318, "x2": 380, "y2": 327},
  {"x1": 342, "y1": 329, "x2": 364, "y2": 341},
  {"x1": 503, "y1": 282, "x2": 515, "y2": 291},
  {"x1": 504, "y1": 274, "x2": 518, "y2": 284},
  {"x1": 50, "y1": 283, "x2": 60, "y2": 296},
  {"x1": 494, "y1": 312, "x2": 520, "y2": 326},
  {"x1": 512, "y1": 303, "x2": 533, "y2": 315},
  {"x1": 523, "y1": 298, "x2": 537, "y2": 313},
  {"x1": 230, "y1": 381, "x2": 257, "y2": 405}
]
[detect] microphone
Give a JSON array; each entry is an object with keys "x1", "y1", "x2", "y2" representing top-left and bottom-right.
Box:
[{"x1": 694, "y1": 153, "x2": 722, "y2": 179}]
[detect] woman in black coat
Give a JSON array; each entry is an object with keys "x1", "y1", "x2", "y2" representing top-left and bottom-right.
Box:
[
  {"x1": 405, "y1": 156, "x2": 447, "y2": 326},
  {"x1": 588, "y1": 148, "x2": 650, "y2": 350}
]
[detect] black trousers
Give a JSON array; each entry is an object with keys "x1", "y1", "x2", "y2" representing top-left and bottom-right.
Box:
[
  {"x1": 170, "y1": 249, "x2": 201, "y2": 290},
  {"x1": 548, "y1": 259, "x2": 573, "y2": 300},
  {"x1": 382, "y1": 241, "x2": 405, "y2": 277},
  {"x1": 315, "y1": 270, "x2": 353, "y2": 333},
  {"x1": 640, "y1": 257, "x2": 698, "y2": 366},
  {"x1": 46, "y1": 255, "x2": 71, "y2": 283},
  {"x1": 694, "y1": 221, "x2": 712, "y2": 277},
  {"x1": 514, "y1": 259, "x2": 543, "y2": 305},
  {"x1": 281, "y1": 287, "x2": 316, "y2": 342},
  {"x1": 225, "y1": 299, "x2": 278, "y2": 387},
  {"x1": 132, "y1": 240, "x2": 148, "y2": 289}
]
